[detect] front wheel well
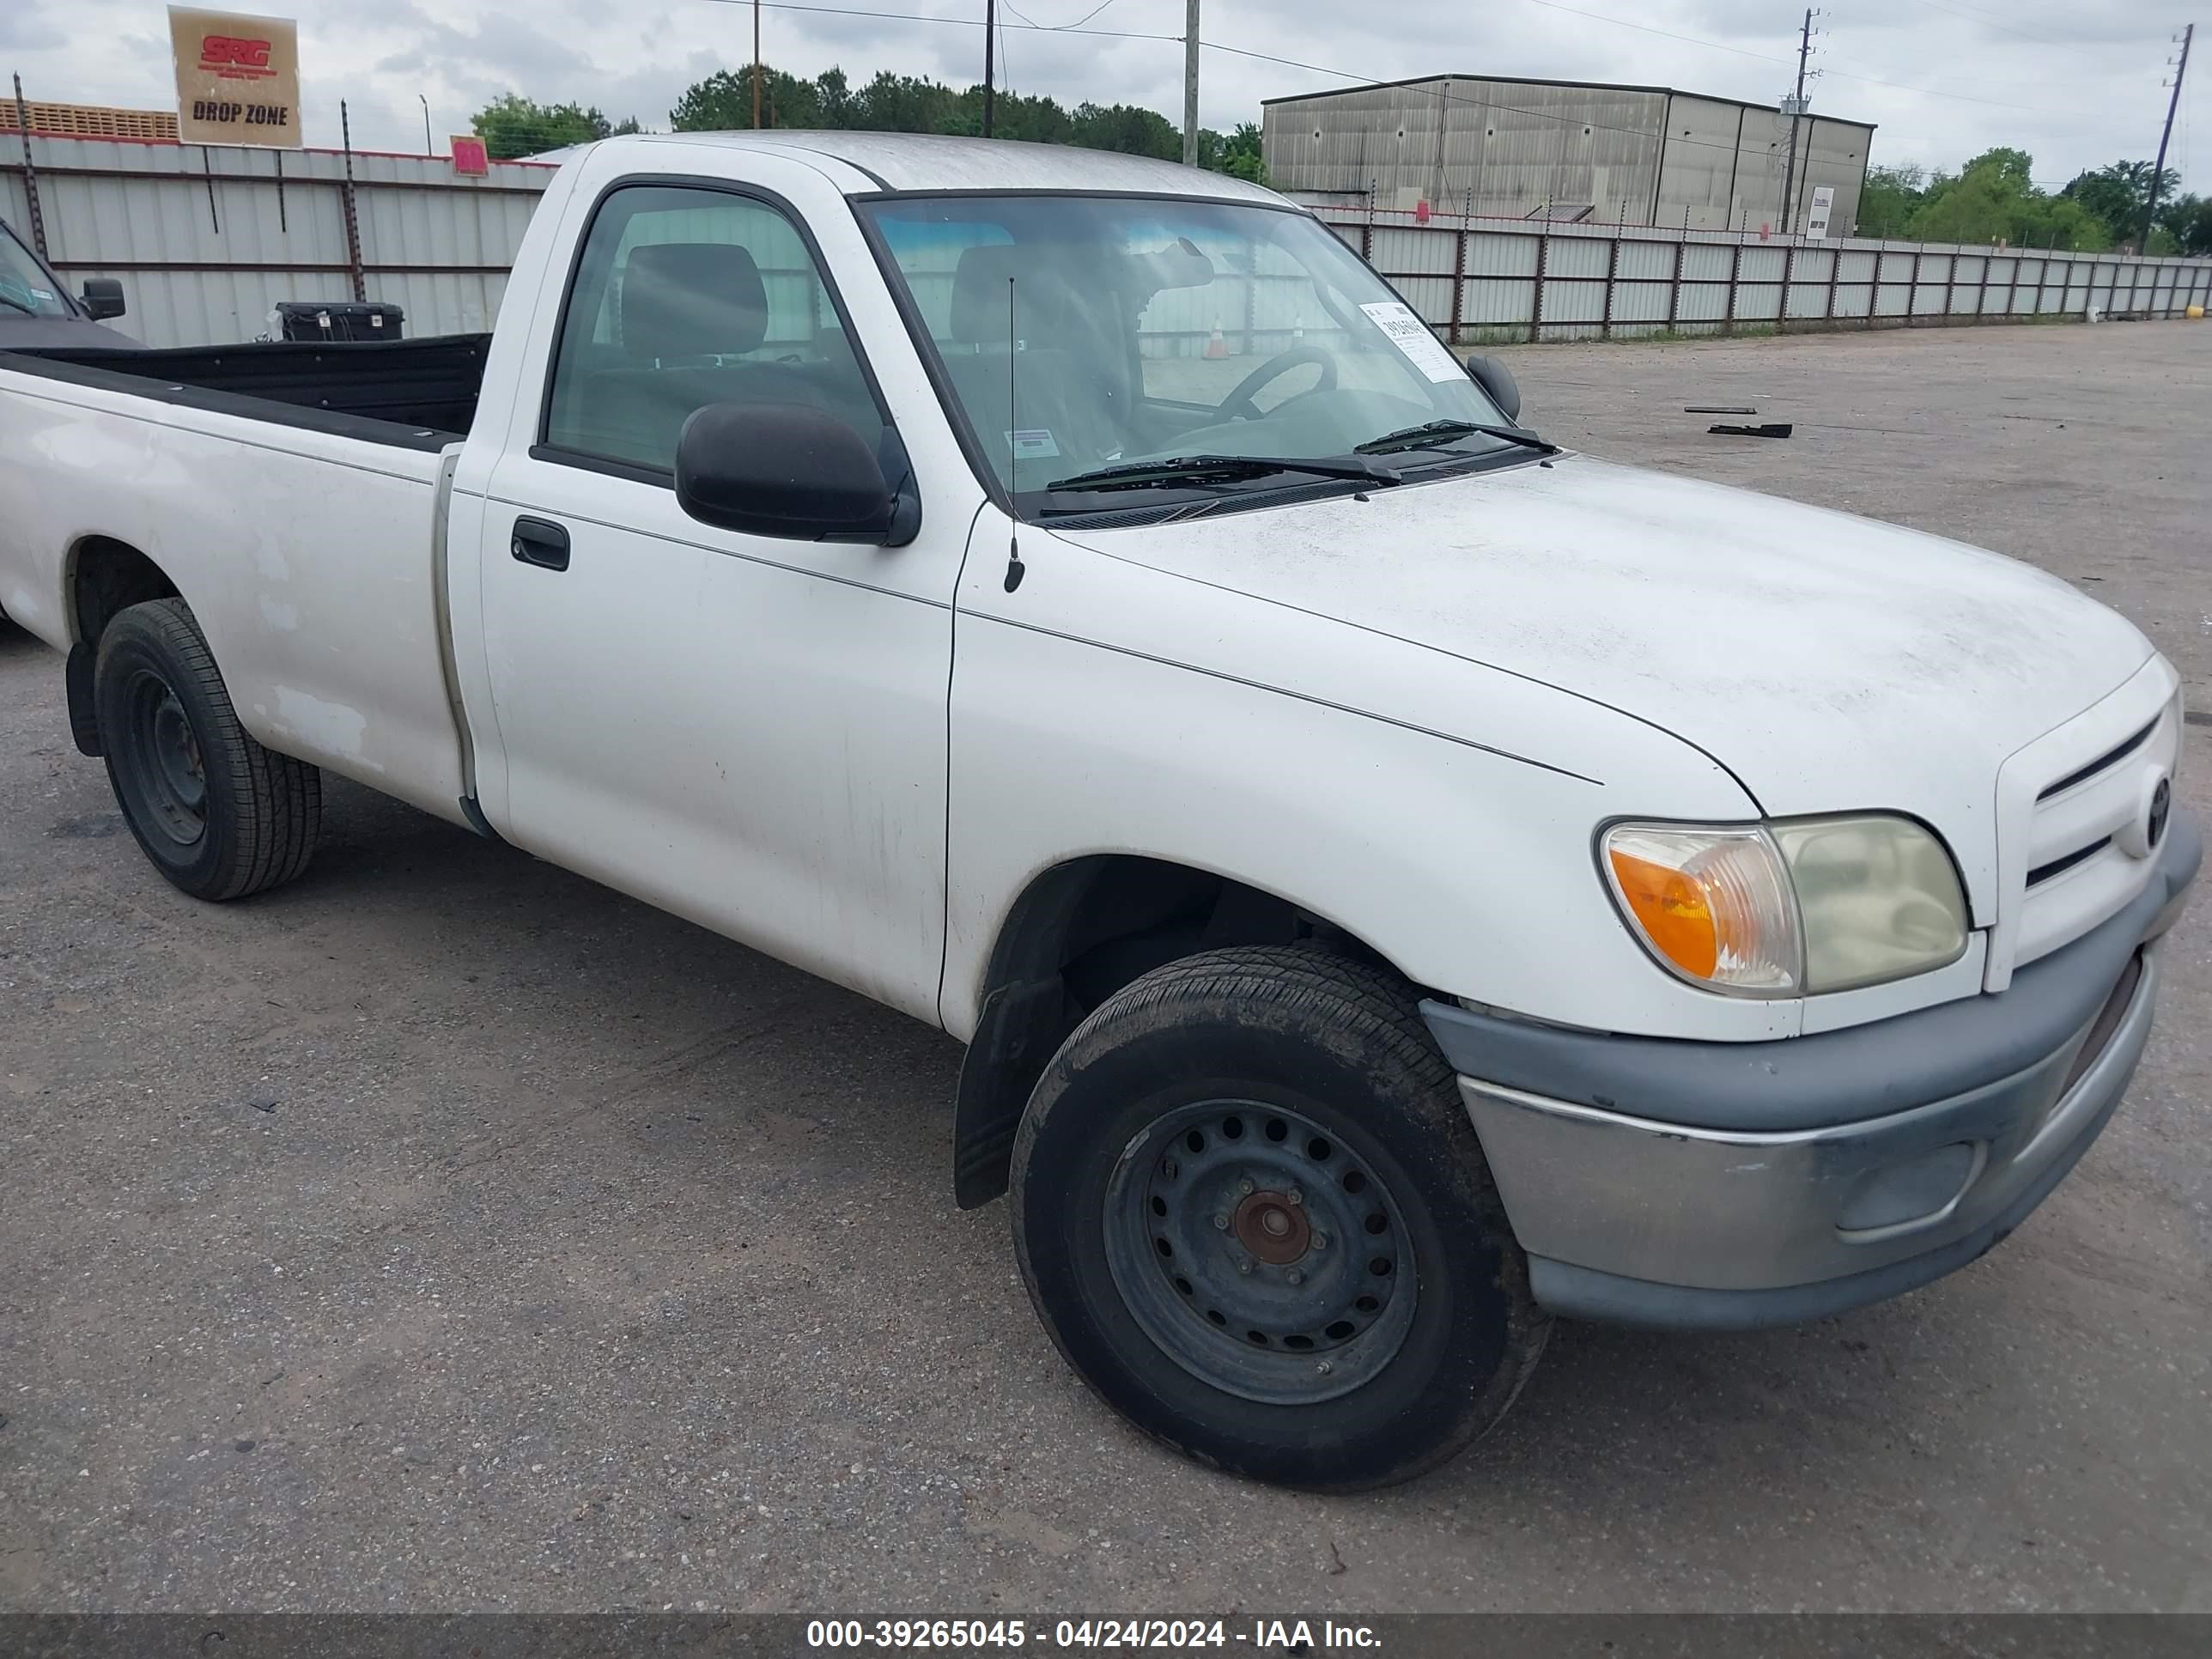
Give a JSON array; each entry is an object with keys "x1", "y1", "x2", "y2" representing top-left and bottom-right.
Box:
[
  {"x1": 64, "y1": 538, "x2": 180, "y2": 757},
  {"x1": 951, "y1": 855, "x2": 1407, "y2": 1207}
]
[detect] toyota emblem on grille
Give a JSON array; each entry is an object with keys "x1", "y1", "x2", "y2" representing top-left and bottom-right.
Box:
[
  {"x1": 2117, "y1": 772, "x2": 2172, "y2": 861},
  {"x1": 2147, "y1": 776, "x2": 2171, "y2": 851}
]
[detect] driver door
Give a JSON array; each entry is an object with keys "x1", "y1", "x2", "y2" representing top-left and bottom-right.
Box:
[{"x1": 469, "y1": 172, "x2": 960, "y2": 1021}]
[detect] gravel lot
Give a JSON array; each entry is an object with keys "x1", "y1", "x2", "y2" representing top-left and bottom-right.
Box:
[{"x1": 3, "y1": 319, "x2": 2207, "y2": 1614}]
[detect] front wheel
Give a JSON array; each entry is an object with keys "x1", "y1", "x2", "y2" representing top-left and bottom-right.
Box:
[{"x1": 1011, "y1": 945, "x2": 1549, "y2": 1491}]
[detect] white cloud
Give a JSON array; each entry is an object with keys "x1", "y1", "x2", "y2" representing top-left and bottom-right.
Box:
[{"x1": 3, "y1": 0, "x2": 2197, "y2": 191}]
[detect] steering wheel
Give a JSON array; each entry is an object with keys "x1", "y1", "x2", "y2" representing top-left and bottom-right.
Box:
[{"x1": 1220, "y1": 345, "x2": 1339, "y2": 422}]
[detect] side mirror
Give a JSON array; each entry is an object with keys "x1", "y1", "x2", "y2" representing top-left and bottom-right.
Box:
[
  {"x1": 80, "y1": 277, "x2": 127, "y2": 321},
  {"x1": 674, "y1": 402, "x2": 917, "y2": 546},
  {"x1": 1467, "y1": 355, "x2": 1521, "y2": 423}
]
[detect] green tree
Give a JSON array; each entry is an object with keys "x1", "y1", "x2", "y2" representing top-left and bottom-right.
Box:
[
  {"x1": 1208, "y1": 122, "x2": 1267, "y2": 185},
  {"x1": 1068, "y1": 100, "x2": 1181, "y2": 158},
  {"x1": 1905, "y1": 148, "x2": 2112, "y2": 251},
  {"x1": 2062, "y1": 160, "x2": 2183, "y2": 249},
  {"x1": 666, "y1": 62, "x2": 1249, "y2": 167},
  {"x1": 471, "y1": 94, "x2": 637, "y2": 159},
  {"x1": 2157, "y1": 192, "x2": 2212, "y2": 257},
  {"x1": 670, "y1": 66, "x2": 826, "y2": 131},
  {"x1": 1856, "y1": 162, "x2": 1926, "y2": 238}
]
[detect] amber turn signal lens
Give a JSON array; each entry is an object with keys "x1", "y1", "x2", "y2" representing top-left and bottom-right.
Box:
[
  {"x1": 1607, "y1": 848, "x2": 1721, "y2": 979},
  {"x1": 1601, "y1": 825, "x2": 1803, "y2": 994}
]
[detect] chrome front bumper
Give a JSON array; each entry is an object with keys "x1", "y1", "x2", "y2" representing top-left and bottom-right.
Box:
[{"x1": 1421, "y1": 813, "x2": 2197, "y2": 1331}]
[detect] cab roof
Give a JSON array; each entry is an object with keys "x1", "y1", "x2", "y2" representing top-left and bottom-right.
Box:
[{"x1": 584, "y1": 131, "x2": 1291, "y2": 205}]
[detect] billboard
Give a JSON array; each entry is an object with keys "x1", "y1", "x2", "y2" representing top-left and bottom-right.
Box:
[{"x1": 169, "y1": 7, "x2": 301, "y2": 147}]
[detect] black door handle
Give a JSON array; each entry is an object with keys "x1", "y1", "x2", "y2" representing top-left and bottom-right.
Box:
[{"x1": 510, "y1": 516, "x2": 571, "y2": 571}]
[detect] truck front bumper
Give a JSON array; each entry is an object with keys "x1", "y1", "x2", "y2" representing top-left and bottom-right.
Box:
[{"x1": 1419, "y1": 814, "x2": 2199, "y2": 1331}]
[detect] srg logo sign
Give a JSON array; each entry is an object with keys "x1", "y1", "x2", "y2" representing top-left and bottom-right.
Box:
[{"x1": 199, "y1": 34, "x2": 276, "y2": 76}]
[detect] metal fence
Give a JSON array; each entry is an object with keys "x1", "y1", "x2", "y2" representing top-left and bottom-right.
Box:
[
  {"x1": 3, "y1": 131, "x2": 554, "y2": 346},
  {"x1": 9, "y1": 131, "x2": 2211, "y2": 350},
  {"x1": 1311, "y1": 204, "x2": 2212, "y2": 342}
]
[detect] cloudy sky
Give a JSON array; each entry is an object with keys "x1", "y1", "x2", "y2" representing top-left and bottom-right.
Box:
[{"x1": 2, "y1": 1, "x2": 2198, "y2": 192}]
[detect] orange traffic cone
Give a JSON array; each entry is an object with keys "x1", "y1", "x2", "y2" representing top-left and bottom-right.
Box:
[{"x1": 1205, "y1": 320, "x2": 1228, "y2": 359}]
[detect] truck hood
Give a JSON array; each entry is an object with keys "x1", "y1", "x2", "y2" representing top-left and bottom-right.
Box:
[{"x1": 1050, "y1": 453, "x2": 2153, "y2": 911}]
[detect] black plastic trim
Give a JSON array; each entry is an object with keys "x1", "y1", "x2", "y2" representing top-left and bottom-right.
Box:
[
  {"x1": 2027, "y1": 836, "x2": 2111, "y2": 887},
  {"x1": 1420, "y1": 812, "x2": 2198, "y2": 1135},
  {"x1": 0, "y1": 347, "x2": 459, "y2": 453},
  {"x1": 848, "y1": 186, "x2": 1303, "y2": 210},
  {"x1": 2038, "y1": 716, "x2": 2158, "y2": 801},
  {"x1": 64, "y1": 642, "x2": 101, "y2": 757}
]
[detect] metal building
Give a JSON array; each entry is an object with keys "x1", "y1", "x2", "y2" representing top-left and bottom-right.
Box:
[{"x1": 1263, "y1": 76, "x2": 1875, "y2": 236}]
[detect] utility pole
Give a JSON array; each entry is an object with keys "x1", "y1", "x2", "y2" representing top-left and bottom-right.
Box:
[
  {"x1": 1182, "y1": 0, "x2": 1200, "y2": 167},
  {"x1": 983, "y1": 0, "x2": 996, "y2": 138},
  {"x1": 2143, "y1": 24, "x2": 2193, "y2": 252},
  {"x1": 1778, "y1": 7, "x2": 1815, "y2": 234},
  {"x1": 752, "y1": 0, "x2": 763, "y2": 128}
]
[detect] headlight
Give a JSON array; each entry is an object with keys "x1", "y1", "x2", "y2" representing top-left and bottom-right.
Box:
[{"x1": 1601, "y1": 816, "x2": 1969, "y2": 996}]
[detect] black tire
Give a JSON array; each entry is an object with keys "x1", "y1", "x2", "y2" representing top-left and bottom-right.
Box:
[
  {"x1": 94, "y1": 598, "x2": 321, "y2": 901},
  {"x1": 1011, "y1": 945, "x2": 1550, "y2": 1492}
]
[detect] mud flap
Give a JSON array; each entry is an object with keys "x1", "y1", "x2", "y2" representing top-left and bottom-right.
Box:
[
  {"x1": 952, "y1": 975, "x2": 1066, "y2": 1208},
  {"x1": 65, "y1": 642, "x2": 101, "y2": 757}
]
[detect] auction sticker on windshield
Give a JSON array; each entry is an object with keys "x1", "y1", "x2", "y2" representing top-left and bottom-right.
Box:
[{"x1": 1360, "y1": 301, "x2": 1467, "y2": 382}]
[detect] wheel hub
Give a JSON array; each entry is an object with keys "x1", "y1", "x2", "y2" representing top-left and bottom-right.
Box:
[
  {"x1": 1232, "y1": 1189, "x2": 1311, "y2": 1265},
  {"x1": 1103, "y1": 1098, "x2": 1417, "y2": 1405}
]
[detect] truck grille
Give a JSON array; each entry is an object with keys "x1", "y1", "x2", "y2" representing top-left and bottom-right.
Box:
[
  {"x1": 2035, "y1": 717, "x2": 2157, "y2": 804},
  {"x1": 2008, "y1": 693, "x2": 2181, "y2": 975}
]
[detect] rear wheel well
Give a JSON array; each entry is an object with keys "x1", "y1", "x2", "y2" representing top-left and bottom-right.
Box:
[
  {"x1": 951, "y1": 856, "x2": 1402, "y2": 1207},
  {"x1": 64, "y1": 538, "x2": 181, "y2": 756},
  {"x1": 71, "y1": 538, "x2": 179, "y2": 648}
]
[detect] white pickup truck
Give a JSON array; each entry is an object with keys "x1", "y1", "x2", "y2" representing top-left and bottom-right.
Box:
[{"x1": 0, "y1": 134, "x2": 2196, "y2": 1491}]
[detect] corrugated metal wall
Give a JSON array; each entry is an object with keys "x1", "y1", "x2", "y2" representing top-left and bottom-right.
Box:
[
  {"x1": 3, "y1": 135, "x2": 553, "y2": 345},
  {"x1": 1265, "y1": 80, "x2": 1872, "y2": 234},
  {"x1": 1314, "y1": 204, "x2": 2212, "y2": 342},
  {"x1": 10, "y1": 133, "x2": 2204, "y2": 353}
]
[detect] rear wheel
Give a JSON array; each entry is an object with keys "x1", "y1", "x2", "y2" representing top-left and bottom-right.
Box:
[
  {"x1": 1011, "y1": 945, "x2": 1549, "y2": 1491},
  {"x1": 94, "y1": 598, "x2": 321, "y2": 900}
]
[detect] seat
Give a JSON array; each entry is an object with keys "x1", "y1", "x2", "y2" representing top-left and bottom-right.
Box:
[
  {"x1": 939, "y1": 244, "x2": 1132, "y2": 482},
  {"x1": 560, "y1": 241, "x2": 880, "y2": 469}
]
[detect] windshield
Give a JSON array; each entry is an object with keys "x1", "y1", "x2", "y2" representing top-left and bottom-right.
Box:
[
  {"x1": 0, "y1": 223, "x2": 73, "y2": 319},
  {"x1": 858, "y1": 194, "x2": 1521, "y2": 514}
]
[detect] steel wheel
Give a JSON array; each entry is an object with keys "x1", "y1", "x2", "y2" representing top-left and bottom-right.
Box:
[
  {"x1": 116, "y1": 669, "x2": 209, "y2": 848},
  {"x1": 1105, "y1": 1098, "x2": 1416, "y2": 1404}
]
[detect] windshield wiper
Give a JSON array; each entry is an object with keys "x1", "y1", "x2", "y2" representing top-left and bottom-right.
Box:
[
  {"x1": 1355, "y1": 418, "x2": 1559, "y2": 456},
  {"x1": 1046, "y1": 453, "x2": 1403, "y2": 493}
]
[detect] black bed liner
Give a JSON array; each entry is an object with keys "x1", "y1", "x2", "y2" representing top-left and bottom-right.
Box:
[{"x1": 0, "y1": 333, "x2": 492, "y2": 452}]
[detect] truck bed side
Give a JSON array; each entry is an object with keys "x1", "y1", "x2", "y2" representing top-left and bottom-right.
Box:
[{"x1": 0, "y1": 360, "x2": 472, "y2": 825}]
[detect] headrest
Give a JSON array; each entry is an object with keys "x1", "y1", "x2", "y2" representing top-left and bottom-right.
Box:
[
  {"x1": 621, "y1": 242, "x2": 768, "y2": 363},
  {"x1": 950, "y1": 244, "x2": 1037, "y2": 346}
]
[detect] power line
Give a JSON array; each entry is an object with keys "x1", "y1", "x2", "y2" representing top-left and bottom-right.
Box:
[
  {"x1": 698, "y1": 1, "x2": 1776, "y2": 161},
  {"x1": 1906, "y1": 0, "x2": 2075, "y2": 47},
  {"x1": 1503, "y1": 0, "x2": 2109, "y2": 116},
  {"x1": 696, "y1": 0, "x2": 2108, "y2": 164},
  {"x1": 1512, "y1": 0, "x2": 1789, "y2": 67}
]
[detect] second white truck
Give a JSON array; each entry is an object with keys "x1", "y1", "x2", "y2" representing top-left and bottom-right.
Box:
[{"x1": 0, "y1": 133, "x2": 2196, "y2": 1491}]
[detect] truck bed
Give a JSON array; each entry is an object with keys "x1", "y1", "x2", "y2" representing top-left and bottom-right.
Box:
[
  {"x1": 4, "y1": 333, "x2": 491, "y2": 444},
  {"x1": 0, "y1": 349, "x2": 474, "y2": 825}
]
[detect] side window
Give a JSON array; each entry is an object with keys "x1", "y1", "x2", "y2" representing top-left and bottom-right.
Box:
[{"x1": 543, "y1": 184, "x2": 884, "y2": 472}]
